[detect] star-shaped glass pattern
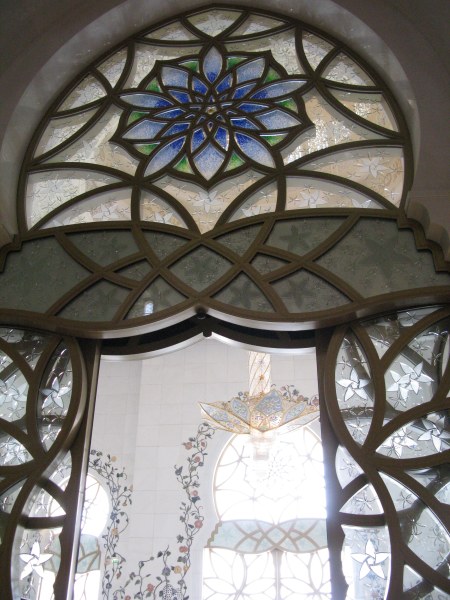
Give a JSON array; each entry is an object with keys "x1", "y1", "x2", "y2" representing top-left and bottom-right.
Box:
[
  {"x1": 116, "y1": 46, "x2": 310, "y2": 181},
  {"x1": 19, "y1": 541, "x2": 53, "y2": 580}
]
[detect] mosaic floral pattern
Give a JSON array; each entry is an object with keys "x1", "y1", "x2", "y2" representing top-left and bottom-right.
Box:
[
  {"x1": 0, "y1": 6, "x2": 446, "y2": 336},
  {"x1": 116, "y1": 46, "x2": 310, "y2": 180},
  {"x1": 94, "y1": 423, "x2": 215, "y2": 600}
]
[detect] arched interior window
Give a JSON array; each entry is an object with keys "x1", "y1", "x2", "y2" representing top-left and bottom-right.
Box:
[{"x1": 0, "y1": 5, "x2": 449, "y2": 600}]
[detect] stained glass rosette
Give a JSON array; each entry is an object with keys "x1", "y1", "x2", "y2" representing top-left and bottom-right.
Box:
[
  {"x1": 199, "y1": 388, "x2": 320, "y2": 435},
  {"x1": 115, "y1": 46, "x2": 310, "y2": 181}
]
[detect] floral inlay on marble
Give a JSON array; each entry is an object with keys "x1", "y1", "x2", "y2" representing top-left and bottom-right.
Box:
[{"x1": 93, "y1": 422, "x2": 215, "y2": 600}]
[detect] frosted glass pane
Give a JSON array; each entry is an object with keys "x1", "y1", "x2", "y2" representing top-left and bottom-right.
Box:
[
  {"x1": 26, "y1": 170, "x2": 121, "y2": 228},
  {"x1": 96, "y1": 48, "x2": 128, "y2": 88},
  {"x1": 170, "y1": 247, "x2": 231, "y2": 291},
  {"x1": 0, "y1": 238, "x2": 89, "y2": 313},
  {"x1": 214, "y1": 274, "x2": 273, "y2": 312},
  {"x1": 68, "y1": 231, "x2": 139, "y2": 266},
  {"x1": 323, "y1": 53, "x2": 374, "y2": 86},
  {"x1": 286, "y1": 177, "x2": 383, "y2": 209},
  {"x1": 188, "y1": 10, "x2": 242, "y2": 37},
  {"x1": 42, "y1": 188, "x2": 132, "y2": 228},
  {"x1": 59, "y1": 75, "x2": 106, "y2": 110},
  {"x1": 302, "y1": 32, "x2": 334, "y2": 70},
  {"x1": 58, "y1": 281, "x2": 129, "y2": 321},
  {"x1": 273, "y1": 271, "x2": 349, "y2": 313},
  {"x1": 317, "y1": 219, "x2": 450, "y2": 296},
  {"x1": 267, "y1": 217, "x2": 345, "y2": 255},
  {"x1": 34, "y1": 108, "x2": 98, "y2": 157},
  {"x1": 127, "y1": 278, "x2": 186, "y2": 318}
]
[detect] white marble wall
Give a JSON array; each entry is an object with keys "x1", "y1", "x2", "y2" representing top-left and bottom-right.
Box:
[{"x1": 90, "y1": 339, "x2": 318, "y2": 599}]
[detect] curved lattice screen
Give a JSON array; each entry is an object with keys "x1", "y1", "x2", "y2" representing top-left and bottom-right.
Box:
[{"x1": 0, "y1": 6, "x2": 447, "y2": 335}]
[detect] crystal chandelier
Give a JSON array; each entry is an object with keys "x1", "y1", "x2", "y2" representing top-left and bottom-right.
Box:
[{"x1": 200, "y1": 353, "x2": 320, "y2": 459}]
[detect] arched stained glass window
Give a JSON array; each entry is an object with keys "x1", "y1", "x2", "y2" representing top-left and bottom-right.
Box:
[
  {"x1": 0, "y1": 5, "x2": 447, "y2": 336},
  {"x1": 0, "y1": 5, "x2": 449, "y2": 600}
]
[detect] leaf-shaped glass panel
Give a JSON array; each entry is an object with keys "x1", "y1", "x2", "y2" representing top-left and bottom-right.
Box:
[
  {"x1": 234, "y1": 132, "x2": 275, "y2": 167},
  {"x1": 229, "y1": 14, "x2": 285, "y2": 36},
  {"x1": 214, "y1": 274, "x2": 273, "y2": 312},
  {"x1": 68, "y1": 231, "x2": 139, "y2": 267},
  {"x1": 362, "y1": 307, "x2": 441, "y2": 358},
  {"x1": 38, "y1": 343, "x2": 73, "y2": 450},
  {"x1": 12, "y1": 532, "x2": 61, "y2": 599},
  {"x1": 385, "y1": 356, "x2": 435, "y2": 412},
  {"x1": 329, "y1": 90, "x2": 398, "y2": 131},
  {"x1": 340, "y1": 484, "x2": 383, "y2": 515},
  {"x1": 147, "y1": 22, "x2": 199, "y2": 41},
  {"x1": 34, "y1": 108, "x2": 98, "y2": 157},
  {"x1": 155, "y1": 171, "x2": 262, "y2": 233},
  {"x1": 0, "y1": 434, "x2": 31, "y2": 466},
  {"x1": 302, "y1": 32, "x2": 334, "y2": 70},
  {"x1": 188, "y1": 9, "x2": 242, "y2": 37},
  {"x1": 58, "y1": 281, "x2": 129, "y2": 322},
  {"x1": 377, "y1": 412, "x2": 449, "y2": 458},
  {"x1": 403, "y1": 565, "x2": 448, "y2": 598},
  {"x1": 342, "y1": 526, "x2": 390, "y2": 598},
  {"x1": 280, "y1": 550, "x2": 331, "y2": 599},
  {"x1": 229, "y1": 181, "x2": 277, "y2": 221},
  {"x1": 170, "y1": 247, "x2": 231, "y2": 292},
  {"x1": 303, "y1": 147, "x2": 404, "y2": 206},
  {"x1": 26, "y1": 170, "x2": 122, "y2": 228},
  {"x1": 267, "y1": 217, "x2": 344, "y2": 256},
  {"x1": 286, "y1": 177, "x2": 383, "y2": 210},
  {"x1": 144, "y1": 137, "x2": 185, "y2": 176},
  {"x1": 42, "y1": 188, "x2": 132, "y2": 228},
  {"x1": 59, "y1": 75, "x2": 106, "y2": 110},
  {"x1": 140, "y1": 190, "x2": 186, "y2": 228},
  {"x1": 335, "y1": 445, "x2": 364, "y2": 488},
  {"x1": 193, "y1": 143, "x2": 225, "y2": 180},
  {"x1": 323, "y1": 53, "x2": 374, "y2": 86},
  {"x1": 96, "y1": 48, "x2": 128, "y2": 88},
  {"x1": 0, "y1": 369, "x2": 28, "y2": 424},
  {"x1": 203, "y1": 47, "x2": 223, "y2": 83},
  {"x1": 127, "y1": 278, "x2": 186, "y2": 319},
  {"x1": 335, "y1": 335, "x2": 374, "y2": 444},
  {"x1": 274, "y1": 271, "x2": 349, "y2": 313}
]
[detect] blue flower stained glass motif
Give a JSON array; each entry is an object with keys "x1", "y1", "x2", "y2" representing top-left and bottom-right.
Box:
[{"x1": 116, "y1": 46, "x2": 311, "y2": 181}]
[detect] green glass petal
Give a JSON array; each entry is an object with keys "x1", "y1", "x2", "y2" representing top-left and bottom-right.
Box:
[
  {"x1": 143, "y1": 231, "x2": 189, "y2": 260},
  {"x1": 68, "y1": 231, "x2": 139, "y2": 266},
  {"x1": 261, "y1": 133, "x2": 287, "y2": 146},
  {"x1": 215, "y1": 225, "x2": 261, "y2": 255},
  {"x1": 59, "y1": 281, "x2": 129, "y2": 321},
  {"x1": 136, "y1": 142, "x2": 159, "y2": 155},
  {"x1": 179, "y1": 59, "x2": 199, "y2": 72},
  {"x1": 214, "y1": 273, "x2": 273, "y2": 312},
  {"x1": 146, "y1": 78, "x2": 163, "y2": 92},
  {"x1": 276, "y1": 98, "x2": 297, "y2": 112},
  {"x1": 227, "y1": 56, "x2": 247, "y2": 69},
  {"x1": 128, "y1": 111, "x2": 147, "y2": 125},
  {"x1": 225, "y1": 151, "x2": 245, "y2": 171},
  {"x1": 264, "y1": 67, "x2": 281, "y2": 83},
  {"x1": 127, "y1": 277, "x2": 186, "y2": 318},
  {"x1": 174, "y1": 154, "x2": 194, "y2": 174}
]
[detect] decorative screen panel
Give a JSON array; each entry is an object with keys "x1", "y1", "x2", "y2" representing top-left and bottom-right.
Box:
[
  {"x1": 323, "y1": 306, "x2": 450, "y2": 598},
  {"x1": 1, "y1": 6, "x2": 446, "y2": 336}
]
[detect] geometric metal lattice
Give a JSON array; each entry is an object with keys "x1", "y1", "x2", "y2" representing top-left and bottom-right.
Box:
[
  {"x1": 0, "y1": 327, "x2": 90, "y2": 600},
  {"x1": 323, "y1": 306, "x2": 450, "y2": 598},
  {"x1": 1, "y1": 7, "x2": 446, "y2": 336}
]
